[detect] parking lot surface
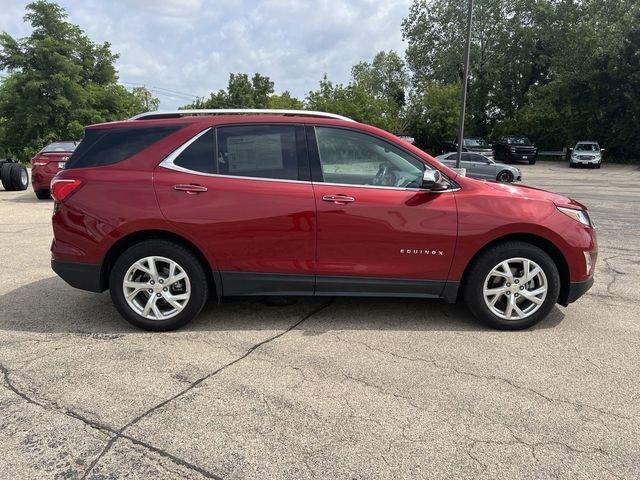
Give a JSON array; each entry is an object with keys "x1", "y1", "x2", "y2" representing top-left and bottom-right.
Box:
[{"x1": 1, "y1": 163, "x2": 639, "y2": 479}]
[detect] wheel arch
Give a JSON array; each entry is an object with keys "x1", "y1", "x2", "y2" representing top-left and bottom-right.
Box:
[
  {"x1": 458, "y1": 233, "x2": 570, "y2": 305},
  {"x1": 100, "y1": 229, "x2": 221, "y2": 297}
]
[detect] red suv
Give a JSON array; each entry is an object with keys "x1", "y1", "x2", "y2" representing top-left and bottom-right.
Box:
[
  {"x1": 31, "y1": 141, "x2": 78, "y2": 199},
  {"x1": 50, "y1": 110, "x2": 596, "y2": 331}
]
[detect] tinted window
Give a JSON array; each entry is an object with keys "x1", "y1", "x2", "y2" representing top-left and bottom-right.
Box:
[
  {"x1": 216, "y1": 125, "x2": 299, "y2": 180},
  {"x1": 315, "y1": 127, "x2": 424, "y2": 188},
  {"x1": 66, "y1": 125, "x2": 182, "y2": 169},
  {"x1": 173, "y1": 129, "x2": 215, "y2": 173},
  {"x1": 42, "y1": 142, "x2": 77, "y2": 153}
]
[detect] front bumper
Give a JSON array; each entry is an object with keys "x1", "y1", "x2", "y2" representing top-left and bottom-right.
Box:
[
  {"x1": 559, "y1": 277, "x2": 594, "y2": 306},
  {"x1": 51, "y1": 259, "x2": 105, "y2": 293},
  {"x1": 509, "y1": 152, "x2": 537, "y2": 161},
  {"x1": 570, "y1": 157, "x2": 601, "y2": 165}
]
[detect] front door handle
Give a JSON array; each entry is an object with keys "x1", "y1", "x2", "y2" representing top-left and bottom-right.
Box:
[
  {"x1": 174, "y1": 184, "x2": 208, "y2": 194},
  {"x1": 322, "y1": 194, "x2": 355, "y2": 204}
]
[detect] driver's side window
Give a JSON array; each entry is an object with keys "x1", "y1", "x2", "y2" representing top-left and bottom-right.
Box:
[{"x1": 315, "y1": 127, "x2": 424, "y2": 188}]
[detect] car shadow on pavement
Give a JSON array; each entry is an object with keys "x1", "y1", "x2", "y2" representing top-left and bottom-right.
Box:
[
  {"x1": 2, "y1": 191, "x2": 51, "y2": 203},
  {"x1": 0, "y1": 276, "x2": 565, "y2": 335}
]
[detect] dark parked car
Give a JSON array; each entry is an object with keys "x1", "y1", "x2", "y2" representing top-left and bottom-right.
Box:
[
  {"x1": 51, "y1": 109, "x2": 596, "y2": 332},
  {"x1": 462, "y1": 136, "x2": 494, "y2": 159},
  {"x1": 445, "y1": 136, "x2": 494, "y2": 160},
  {"x1": 494, "y1": 135, "x2": 538, "y2": 164}
]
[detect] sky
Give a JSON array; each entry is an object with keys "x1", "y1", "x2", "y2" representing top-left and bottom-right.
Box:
[{"x1": 1, "y1": 0, "x2": 412, "y2": 109}]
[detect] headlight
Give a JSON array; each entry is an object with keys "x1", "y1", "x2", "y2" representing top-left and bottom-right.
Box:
[{"x1": 557, "y1": 206, "x2": 593, "y2": 227}]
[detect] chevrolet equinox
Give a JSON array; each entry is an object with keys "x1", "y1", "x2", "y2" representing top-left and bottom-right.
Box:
[{"x1": 50, "y1": 109, "x2": 596, "y2": 331}]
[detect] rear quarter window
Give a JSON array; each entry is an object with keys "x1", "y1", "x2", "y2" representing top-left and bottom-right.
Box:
[{"x1": 65, "y1": 125, "x2": 183, "y2": 169}]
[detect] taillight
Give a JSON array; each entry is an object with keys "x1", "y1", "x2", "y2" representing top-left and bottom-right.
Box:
[
  {"x1": 51, "y1": 178, "x2": 83, "y2": 202},
  {"x1": 31, "y1": 158, "x2": 48, "y2": 166}
]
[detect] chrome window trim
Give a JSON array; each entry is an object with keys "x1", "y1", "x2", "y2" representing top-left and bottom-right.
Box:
[
  {"x1": 159, "y1": 127, "x2": 459, "y2": 193},
  {"x1": 158, "y1": 165, "x2": 458, "y2": 192},
  {"x1": 159, "y1": 127, "x2": 214, "y2": 173}
]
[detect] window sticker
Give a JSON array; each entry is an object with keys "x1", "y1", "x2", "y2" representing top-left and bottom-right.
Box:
[{"x1": 227, "y1": 134, "x2": 283, "y2": 172}]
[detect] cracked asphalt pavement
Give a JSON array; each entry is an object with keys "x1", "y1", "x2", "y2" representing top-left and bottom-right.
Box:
[{"x1": 1, "y1": 163, "x2": 639, "y2": 479}]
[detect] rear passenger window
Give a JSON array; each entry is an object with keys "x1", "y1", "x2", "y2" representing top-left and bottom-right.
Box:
[
  {"x1": 66, "y1": 125, "x2": 183, "y2": 169},
  {"x1": 173, "y1": 129, "x2": 215, "y2": 173},
  {"x1": 216, "y1": 125, "x2": 298, "y2": 180}
]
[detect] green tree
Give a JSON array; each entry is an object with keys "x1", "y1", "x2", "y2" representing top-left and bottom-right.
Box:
[
  {"x1": 131, "y1": 86, "x2": 160, "y2": 112},
  {"x1": 184, "y1": 72, "x2": 282, "y2": 109},
  {"x1": 267, "y1": 91, "x2": 303, "y2": 109},
  {"x1": 406, "y1": 81, "x2": 459, "y2": 153},
  {"x1": 0, "y1": 0, "x2": 146, "y2": 160},
  {"x1": 403, "y1": 0, "x2": 640, "y2": 158},
  {"x1": 305, "y1": 51, "x2": 408, "y2": 133}
]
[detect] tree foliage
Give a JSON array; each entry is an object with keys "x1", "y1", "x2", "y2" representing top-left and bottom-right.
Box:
[
  {"x1": 0, "y1": 0, "x2": 148, "y2": 160},
  {"x1": 403, "y1": 0, "x2": 640, "y2": 156},
  {"x1": 306, "y1": 51, "x2": 408, "y2": 133}
]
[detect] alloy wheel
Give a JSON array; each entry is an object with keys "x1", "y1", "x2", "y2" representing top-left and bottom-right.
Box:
[
  {"x1": 122, "y1": 256, "x2": 191, "y2": 321},
  {"x1": 482, "y1": 257, "x2": 548, "y2": 320}
]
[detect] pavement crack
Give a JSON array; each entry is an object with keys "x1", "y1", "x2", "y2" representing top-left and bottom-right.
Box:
[
  {"x1": 0, "y1": 362, "x2": 116, "y2": 437},
  {"x1": 81, "y1": 299, "x2": 334, "y2": 479}
]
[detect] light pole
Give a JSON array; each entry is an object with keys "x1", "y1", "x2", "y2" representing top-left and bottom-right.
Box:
[{"x1": 456, "y1": 0, "x2": 474, "y2": 170}]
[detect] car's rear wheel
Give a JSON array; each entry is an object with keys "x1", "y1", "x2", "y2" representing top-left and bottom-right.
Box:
[
  {"x1": 109, "y1": 240, "x2": 209, "y2": 331},
  {"x1": 497, "y1": 170, "x2": 514, "y2": 183},
  {"x1": 463, "y1": 241, "x2": 560, "y2": 330},
  {"x1": 35, "y1": 189, "x2": 50, "y2": 200}
]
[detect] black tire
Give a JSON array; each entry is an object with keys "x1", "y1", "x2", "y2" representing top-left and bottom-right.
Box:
[
  {"x1": 569, "y1": 163, "x2": 575, "y2": 168},
  {"x1": 109, "y1": 240, "x2": 209, "y2": 331},
  {"x1": 596, "y1": 164, "x2": 601, "y2": 169},
  {"x1": 10, "y1": 163, "x2": 28, "y2": 190},
  {"x1": 1, "y1": 163, "x2": 13, "y2": 190},
  {"x1": 462, "y1": 241, "x2": 560, "y2": 330},
  {"x1": 497, "y1": 170, "x2": 514, "y2": 183},
  {"x1": 35, "y1": 189, "x2": 51, "y2": 200},
  {"x1": 528, "y1": 159, "x2": 536, "y2": 165}
]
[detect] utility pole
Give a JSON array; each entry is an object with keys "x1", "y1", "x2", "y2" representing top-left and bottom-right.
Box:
[{"x1": 456, "y1": 0, "x2": 474, "y2": 170}]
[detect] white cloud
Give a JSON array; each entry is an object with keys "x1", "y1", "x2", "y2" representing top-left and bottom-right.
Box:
[{"x1": 2, "y1": 0, "x2": 412, "y2": 108}]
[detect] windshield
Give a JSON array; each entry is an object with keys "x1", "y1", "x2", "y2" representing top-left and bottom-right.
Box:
[
  {"x1": 575, "y1": 143, "x2": 599, "y2": 151},
  {"x1": 41, "y1": 142, "x2": 77, "y2": 153},
  {"x1": 506, "y1": 136, "x2": 531, "y2": 145},
  {"x1": 463, "y1": 137, "x2": 490, "y2": 148}
]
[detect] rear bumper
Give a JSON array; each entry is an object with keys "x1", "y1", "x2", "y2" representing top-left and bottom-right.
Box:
[
  {"x1": 559, "y1": 277, "x2": 594, "y2": 306},
  {"x1": 31, "y1": 168, "x2": 56, "y2": 191},
  {"x1": 51, "y1": 259, "x2": 105, "y2": 293}
]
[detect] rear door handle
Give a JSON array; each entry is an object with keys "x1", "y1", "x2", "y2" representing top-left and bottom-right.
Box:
[
  {"x1": 174, "y1": 184, "x2": 208, "y2": 194},
  {"x1": 322, "y1": 194, "x2": 355, "y2": 204}
]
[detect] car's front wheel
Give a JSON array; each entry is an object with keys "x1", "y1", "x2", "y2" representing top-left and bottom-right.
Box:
[
  {"x1": 109, "y1": 240, "x2": 209, "y2": 331},
  {"x1": 463, "y1": 242, "x2": 560, "y2": 330}
]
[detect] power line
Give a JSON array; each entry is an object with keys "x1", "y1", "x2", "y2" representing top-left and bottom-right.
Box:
[{"x1": 119, "y1": 81, "x2": 200, "y2": 99}]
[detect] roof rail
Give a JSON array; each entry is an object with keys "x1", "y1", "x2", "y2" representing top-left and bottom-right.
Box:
[{"x1": 129, "y1": 109, "x2": 355, "y2": 122}]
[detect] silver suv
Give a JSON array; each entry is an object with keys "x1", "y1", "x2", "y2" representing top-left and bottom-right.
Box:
[{"x1": 570, "y1": 141, "x2": 603, "y2": 168}]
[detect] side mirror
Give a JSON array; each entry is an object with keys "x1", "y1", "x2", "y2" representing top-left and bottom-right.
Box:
[{"x1": 421, "y1": 169, "x2": 448, "y2": 191}]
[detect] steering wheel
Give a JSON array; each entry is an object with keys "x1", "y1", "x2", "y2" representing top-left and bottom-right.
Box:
[{"x1": 372, "y1": 162, "x2": 398, "y2": 187}]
